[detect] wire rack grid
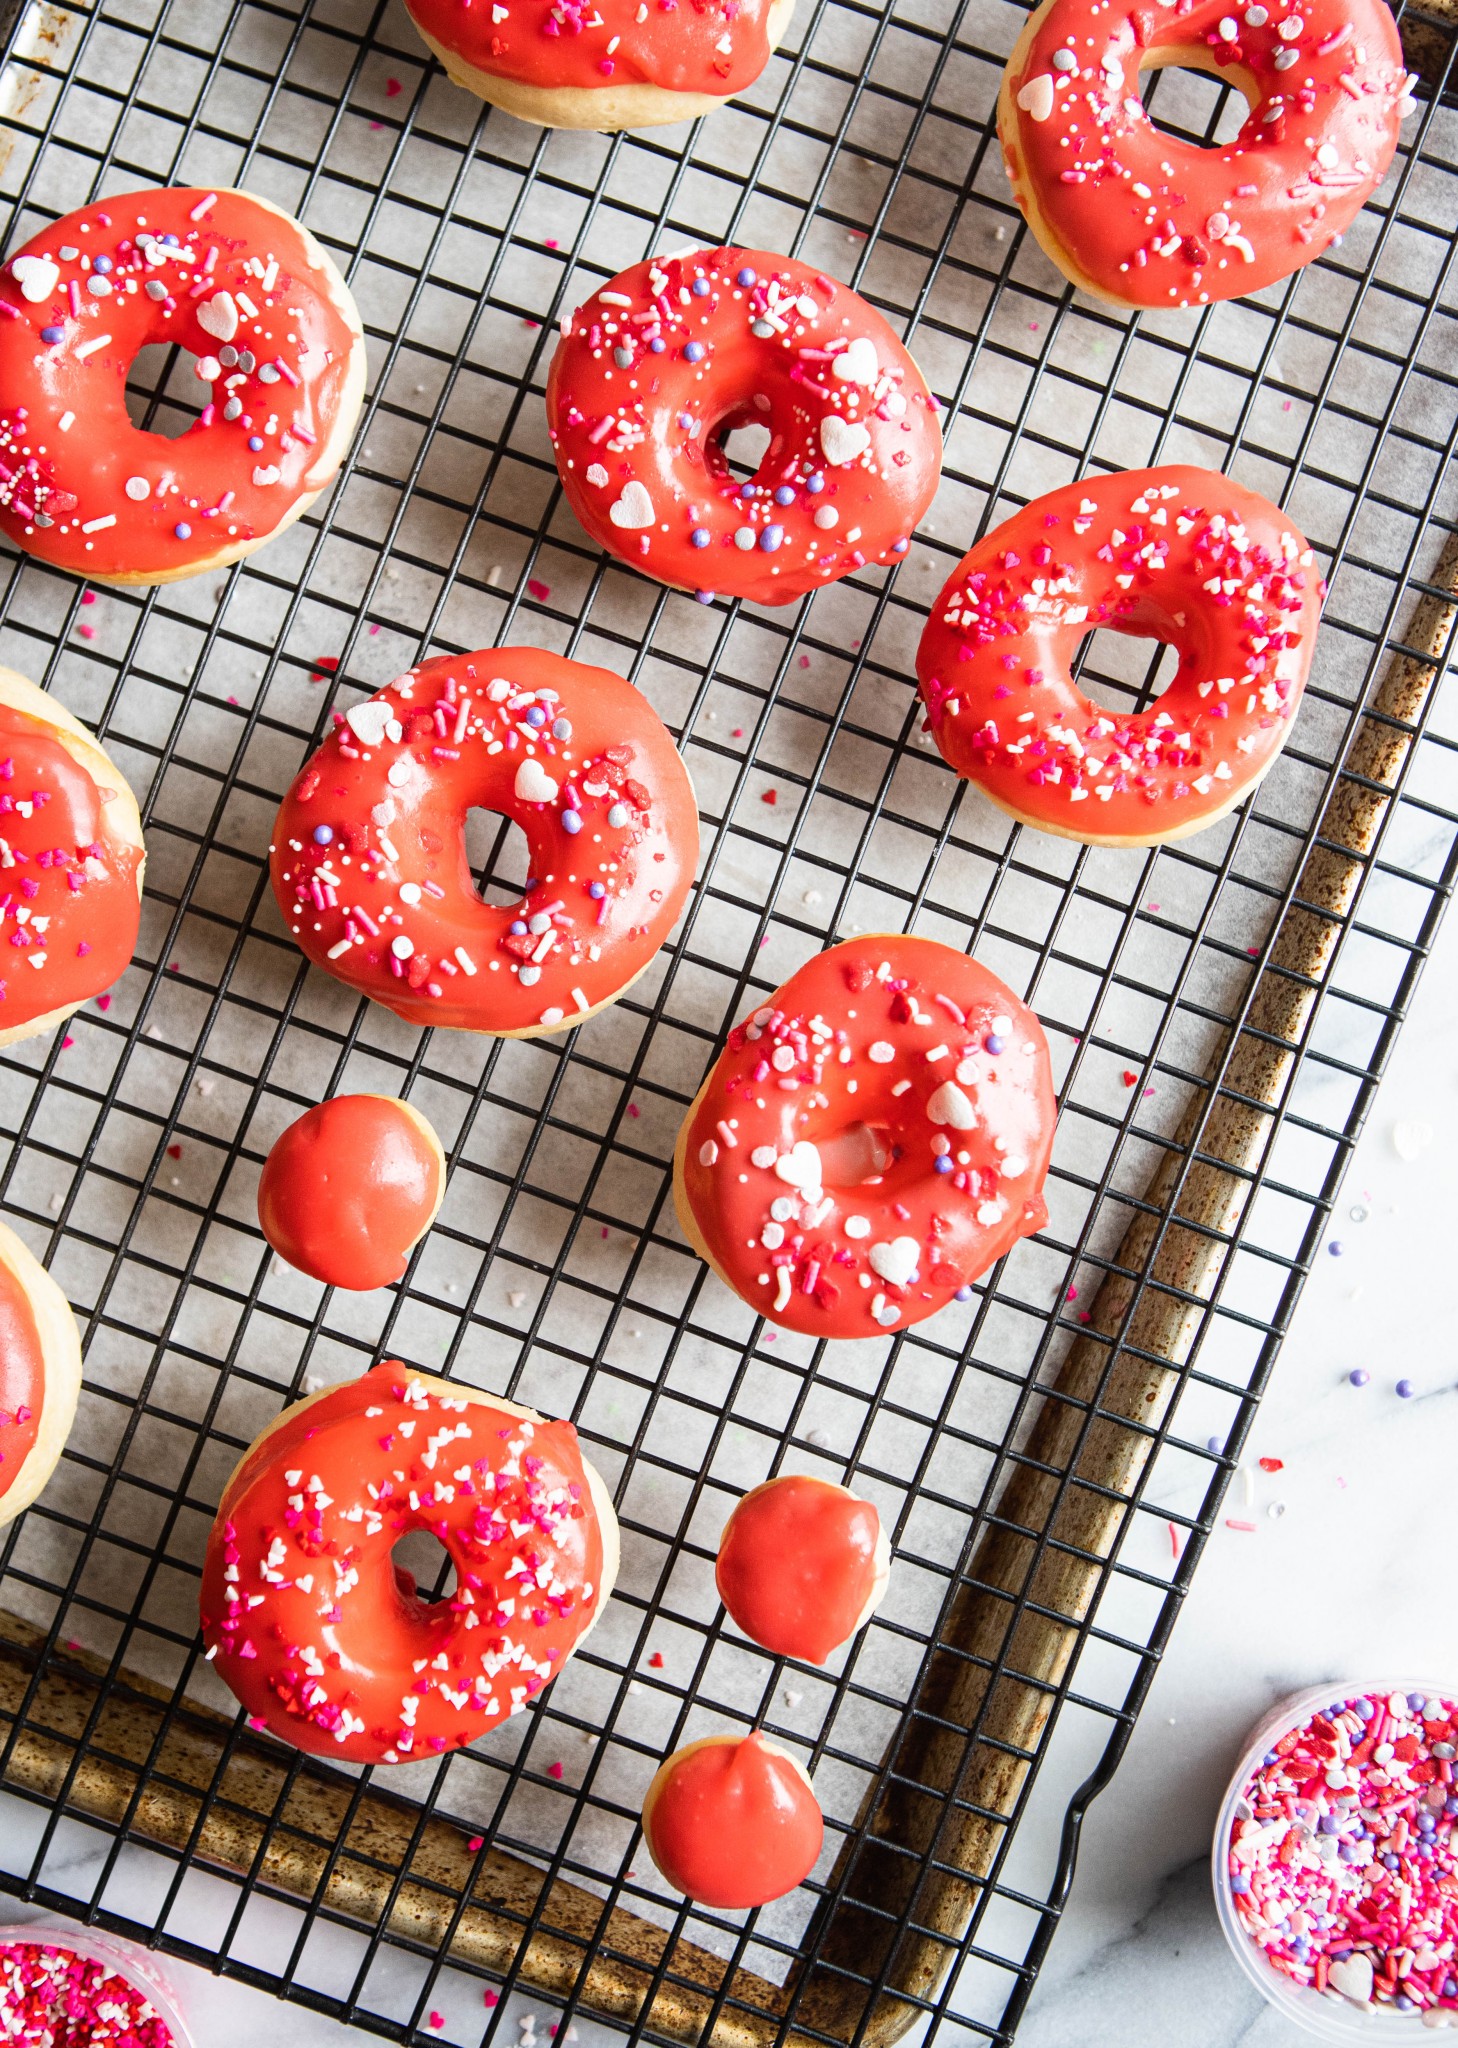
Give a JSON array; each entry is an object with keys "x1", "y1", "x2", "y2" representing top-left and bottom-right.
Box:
[{"x1": 0, "y1": 0, "x2": 1453, "y2": 2041}]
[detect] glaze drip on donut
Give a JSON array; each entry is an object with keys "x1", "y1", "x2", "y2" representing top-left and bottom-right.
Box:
[
  {"x1": 675, "y1": 936, "x2": 1056, "y2": 1339},
  {"x1": 271, "y1": 647, "x2": 699, "y2": 1036},
  {"x1": 200, "y1": 1365, "x2": 612, "y2": 1764},
  {"x1": 0, "y1": 187, "x2": 365, "y2": 584},
  {"x1": 916, "y1": 465, "x2": 1324, "y2": 845},
  {"x1": 998, "y1": 0, "x2": 1414, "y2": 308},
  {"x1": 547, "y1": 247, "x2": 941, "y2": 605},
  {"x1": 0, "y1": 1260, "x2": 44, "y2": 1506}
]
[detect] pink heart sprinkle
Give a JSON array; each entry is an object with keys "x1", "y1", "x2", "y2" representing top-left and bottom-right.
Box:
[{"x1": 95, "y1": 994, "x2": 111, "y2": 1011}]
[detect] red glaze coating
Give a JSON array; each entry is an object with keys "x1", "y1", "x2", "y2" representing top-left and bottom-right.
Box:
[
  {"x1": 257, "y1": 1096, "x2": 445, "y2": 1291},
  {"x1": 676, "y1": 936, "x2": 1056, "y2": 1339},
  {"x1": 0, "y1": 693, "x2": 143, "y2": 1034},
  {"x1": 0, "y1": 186, "x2": 365, "y2": 584},
  {"x1": 0, "y1": 1259, "x2": 44, "y2": 1507},
  {"x1": 998, "y1": 0, "x2": 1413, "y2": 310},
  {"x1": 916, "y1": 467, "x2": 1324, "y2": 846},
  {"x1": 270, "y1": 647, "x2": 699, "y2": 1036},
  {"x1": 716, "y1": 1476, "x2": 882, "y2": 1664},
  {"x1": 643, "y1": 1734, "x2": 823, "y2": 1907},
  {"x1": 407, "y1": 0, "x2": 781, "y2": 103},
  {"x1": 546, "y1": 247, "x2": 941, "y2": 606},
  {"x1": 200, "y1": 1364, "x2": 611, "y2": 1764}
]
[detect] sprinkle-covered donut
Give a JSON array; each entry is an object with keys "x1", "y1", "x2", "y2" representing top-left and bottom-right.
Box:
[
  {"x1": 0, "y1": 1216, "x2": 83, "y2": 1531},
  {"x1": 200, "y1": 1363, "x2": 618, "y2": 1764},
  {"x1": 257, "y1": 1095, "x2": 446, "y2": 1291},
  {"x1": 546, "y1": 247, "x2": 941, "y2": 606},
  {"x1": 408, "y1": 0, "x2": 796, "y2": 130},
  {"x1": 642, "y1": 1733, "x2": 823, "y2": 1907},
  {"x1": 0, "y1": 668, "x2": 145, "y2": 1047},
  {"x1": 271, "y1": 647, "x2": 699, "y2": 1037},
  {"x1": 0, "y1": 186, "x2": 365, "y2": 585},
  {"x1": 674, "y1": 936, "x2": 1056, "y2": 1339},
  {"x1": 716, "y1": 1475, "x2": 889, "y2": 1664},
  {"x1": 998, "y1": 0, "x2": 1414, "y2": 310},
  {"x1": 916, "y1": 465, "x2": 1324, "y2": 846}
]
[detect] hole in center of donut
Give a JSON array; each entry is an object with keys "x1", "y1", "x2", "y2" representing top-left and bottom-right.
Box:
[
  {"x1": 392, "y1": 1530, "x2": 457, "y2": 1605},
  {"x1": 815, "y1": 1122, "x2": 893, "y2": 1188},
  {"x1": 124, "y1": 342, "x2": 213, "y2": 440},
  {"x1": 1137, "y1": 55, "x2": 1256, "y2": 148},
  {"x1": 717, "y1": 421, "x2": 773, "y2": 481},
  {"x1": 1072, "y1": 629, "x2": 1182, "y2": 718},
  {"x1": 464, "y1": 806, "x2": 532, "y2": 907}
]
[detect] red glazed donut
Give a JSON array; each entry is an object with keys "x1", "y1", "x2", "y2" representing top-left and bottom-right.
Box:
[
  {"x1": 270, "y1": 647, "x2": 699, "y2": 1037},
  {"x1": 408, "y1": 0, "x2": 795, "y2": 129},
  {"x1": 546, "y1": 247, "x2": 941, "y2": 606},
  {"x1": 0, "y1": 668, "x2": 145, "y2": 1047},
  {"x1": 200, "y1": 1363, "x2": 618, "y2": 1764},
  {"x1": 0, "y1": 186, "x2": 365, "y2": 586},
  {"x1": 916, "y1": 465, "x2": 1324, "y2": 846},
  {"x1": 0, "y1": 1217, "x2": 83, "y2": 1531},
  {"x1": 716, "y1": 1475, "x2": 889, "y2": 1664},
  {"x1": 998, "y1": 0, "x2": 1414, "y2": 309},
  {"x1": 642, "y1": 1733, "x2": 823, "y2": 1907},
  {"x1": 257, "y1": 1096, "x2": 446, "y2": 1291},
  {"x1": 673, "y1": 936, "x2": 1056, "y2": 1339}
]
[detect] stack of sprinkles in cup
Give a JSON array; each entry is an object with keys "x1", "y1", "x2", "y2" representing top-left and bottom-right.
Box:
[
  {"x1": 1228, "y1": 1689, "x2": 1458, "y2": 2016},
  {"x1": 0, "y1": 1939, "x2": 175, "y2": 2047}
]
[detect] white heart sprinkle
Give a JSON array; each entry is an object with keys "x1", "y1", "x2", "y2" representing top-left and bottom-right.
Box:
[
  {"x1": 585, "y1": 462, "x2": 609, "y2": 488},
  {"x1": 1327, "y1": 1955, "x2": 1373, "y2": 2006},
  {"x1": 514, "y1": 758, "x2": 559, "y2": 805},
  {"x1": 927, "y1": 1080, "x2": 978, "y2": 1131},
  {"x1": 251, "y1": 464, "x2": 281, "y2": 487},
  {"x1": 608, "y1": 480, "x2": 654, "y2": 529},
  {"x1": 345, "y1": 701, "x2": 392, "y2": 747},
  {"x1": 774, "y1": 1142, "x2": 823, "y2": 1193},
  {"x1": 11, "y1": 255, "x2": 58, "y2": 303},
  {"x1": 832, "y1": 335, "x2": 878, "y2": 386},
  {"x1": 820, "y1": 415, "x2": 871, "y2": 467},
  {"x1": 1017, "y1": 73, "x2": 1056, "y2": 121},
  {"x1": 196, "y1": 290, "x2": 239, "y2": 342},
  {"x1": 869, "y1": 1236, "x2": 919, "y2": 1287}
]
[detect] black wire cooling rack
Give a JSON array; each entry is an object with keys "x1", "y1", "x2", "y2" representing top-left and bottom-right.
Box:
[{"x1": 0, "y1": 0, "x2": 1455, "y2": 2041}]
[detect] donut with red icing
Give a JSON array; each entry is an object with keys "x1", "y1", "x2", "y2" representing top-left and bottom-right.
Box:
[
  {"x1": 673, "y1": 936, "x2": 1056, "y2": 1339},
  {"x1": 916, "y1": 465, "x2": 1324, "y2": 846},
  {"x1": 642, "y1": 1732, "x2": 823, "y2": 1907},
  {"x1": 409, "y1": 0, "x2": 796, "y2": 130},
  {"x1": 257, "y1": 1095, "x2": 446, "y2": 1291},
  {"x1": 0, "y1": 186, "x2": 365, "y2": 586},
  {"x1": 716, "y1": 1475, "x2": 889, "y2": 1664},
  {"x1": 546, "y1": 247, "x2": 941, "y2": 606},
  {"x1": 0, "y1": 1217, "x2": 83, "y2": 1531},
  {"x1": 270, "y1": 647, "x2": 699, "y2": 1036},
  {"x1": 998, "y1": 0, "x2": 1414, "y2": 310},
  {"x1": 0, "y1": 668, "x2": 145, "y2": 1047},
  {"x1": 200, "y1": 1363, "x2": 618, "y2": 1764}
]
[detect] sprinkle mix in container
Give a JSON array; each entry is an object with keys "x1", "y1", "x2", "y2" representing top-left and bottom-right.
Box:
[
  {"x1": 1214, "y1": 1682, "x2": 1458, "y2": 2037},
  {"x1": 0, "y1": 1921, "x2": 193, "y2": 2048}
]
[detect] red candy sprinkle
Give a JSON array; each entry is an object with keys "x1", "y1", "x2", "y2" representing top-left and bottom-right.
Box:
[{"x1": 0, "y1": 1940, "x2": 175, "y2": 2047}]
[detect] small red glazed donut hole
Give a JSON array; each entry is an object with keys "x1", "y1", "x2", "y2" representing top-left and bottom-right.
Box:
[
  {"x1": 407, "y1": 0, "x2": 796, "y2": 130},
  {"x1": 257, "y1": 1095, "x2": 446, "y2": 1291},
  {"x1": 997, "y1": 0, "x2": 1414, "y2": 310},
  {"x1": 546, "y1": 247, "x2": 941, "y2": 606},
  {"x1": 0, "y1": 186, "x2": 365, "y2": 586},
  {"x1": 642, "y1": 1732, "x2": 823, "y2": 1908},
  {"x1": 916, "y1": 465, "x2": 1325, "y2": 847},
  {"x1": 716, "y1": 1475, "x2": 889, "y2": 1665}
]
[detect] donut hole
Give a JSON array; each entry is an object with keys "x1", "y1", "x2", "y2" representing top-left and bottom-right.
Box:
[
  {"x1": 124, "y1": 342, "x2": 212, "y2": 440},
  {"x1": 816, "y1": 1122, "x2": 892, "y2": 1188},
  {"x1": 464, "y1": 806, "x2": 532, "y2": 906},
  {"x1": 1072, "y1": 628, "x2": 1182, "y2": 716},
  {"x1": 392, "y1": 1528, "x2": 457, "y2": 1604},
  {"x1": 1138, "y1": 55, "x2": 1256, "y2": 148},
  {"x1": 718, "y1": 420, "x2": 773, "y2": 482}
]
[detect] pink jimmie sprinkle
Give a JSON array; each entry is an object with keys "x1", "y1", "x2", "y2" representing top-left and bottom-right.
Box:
[
  {"x1": 1224, "y1": 1518, "x2": 1257, "y2": 1532},
  {"x1": 1228, "y1": 1688, "x2": 1458, "y2": 2017},
  {"x1": 0, "y1": 1939, "x2": 176, "y2": 2045}
]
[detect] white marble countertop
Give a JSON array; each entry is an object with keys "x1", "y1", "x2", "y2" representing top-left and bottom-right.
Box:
[{"x1": 3, "y1": 925, "x2": 1454, "y2": 2048}]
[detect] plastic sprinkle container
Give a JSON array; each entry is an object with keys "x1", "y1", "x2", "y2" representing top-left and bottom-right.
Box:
[
  {"x1": 0, "y1": 1918, "x2": 194, "y2": 2048},
  {"x1": 1213, "y1": 1683, "x2": 1458, "y2": 2040}
]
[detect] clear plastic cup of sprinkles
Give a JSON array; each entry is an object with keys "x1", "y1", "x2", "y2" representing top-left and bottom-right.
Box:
[
  {"x1": 1212, "y1": 1683, "x2": 1458, "y2": 2039},
  {"x1": 0, "y1": 1918, "x2": 195, "y2": 2048}
]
